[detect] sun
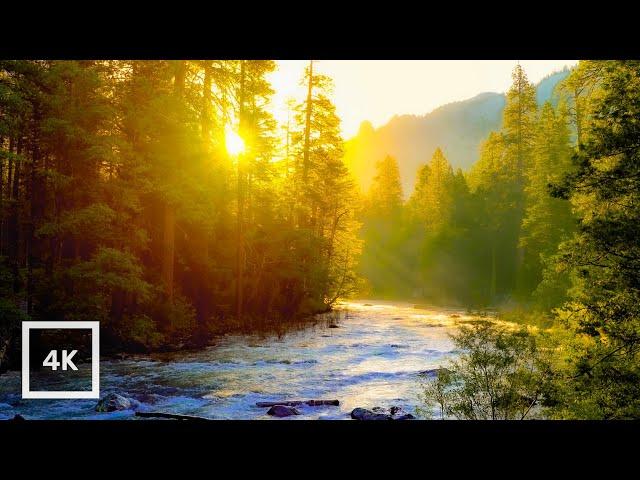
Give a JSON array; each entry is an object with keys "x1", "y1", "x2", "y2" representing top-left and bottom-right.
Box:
[{"x1": 225, "y1": 125, "x2": 245, "y2": 156}]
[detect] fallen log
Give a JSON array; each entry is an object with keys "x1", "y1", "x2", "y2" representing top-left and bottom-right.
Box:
[
  {"x1": 256, "y1": 399, "x2": 339, "y2": 408},
  {"x1": 135, "y1": 411, "x2": 211, "y2": 421}
]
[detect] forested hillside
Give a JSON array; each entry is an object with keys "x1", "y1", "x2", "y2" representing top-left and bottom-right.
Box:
[
  {"x1": 346, "y1": 68, "x2": 570, "y2": 194},
  {"x1": 0, "y1": 60, "x2": 361, "y2": 363},
  {"x1": 358, "y1": 64, "x2": 585, "y2": 309}
]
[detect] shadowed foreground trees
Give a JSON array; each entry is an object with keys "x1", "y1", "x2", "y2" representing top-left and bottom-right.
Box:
[{"x1": 0, "y1": 60, "x2": 361, "y2": 356}]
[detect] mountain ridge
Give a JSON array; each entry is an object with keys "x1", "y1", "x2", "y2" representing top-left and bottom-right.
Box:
[{"x1": 345, "y1": 68, "x2": 571, "y2": 196}]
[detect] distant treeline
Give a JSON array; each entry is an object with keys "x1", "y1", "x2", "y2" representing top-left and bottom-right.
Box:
[{"x1": 359, "y1": 64, "x2": 575, "y2": 308}]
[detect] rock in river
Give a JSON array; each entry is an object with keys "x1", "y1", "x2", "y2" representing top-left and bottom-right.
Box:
[
  {"x1": 267, "y1": 405, "x2": 301, "y2": 417},
  {"x1": 351, "y1": 406, "x2": 415, "y2": 420},
  {"x1": 351, "y1": 408, "x2": 392, "y2": 420},
  {"x1": 388, "y1": 406, "x2": 415, "y2": 420},
  {"x1": 95, "y1": 393, "x2": 138, "y2": 412}
]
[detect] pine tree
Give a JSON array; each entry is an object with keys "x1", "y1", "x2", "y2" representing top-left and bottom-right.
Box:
[
  {"x1": 468, "y1": 132, "x2": 513, "y2": 301},
  {"x1": 519, "y1": 101, "x2": 574, "y2": 301},
  {"x1": 408, "y1": 147, "x2": 454, "y2": 231},
  {"x1": 552, "y1": 61, "x2": 640, "y2": 418},
  {"x1": 503, "y1": 65, "x2": 538, "y2": 180},
  {"x1": 556, "y1": 60, "x2": 606, "y2": 148},
  {"x1": 502, "y1": 65, "x2": 538, "y2": 295},
  {"x1": 366, "y1": 155, "x2": 403, "y2": 217},
  {"x1": 359, "y1": 155, "x2": 406, "y2": 297},
  {"x1": 290, "y1": 63, "x2": 361, "y2": 309}
]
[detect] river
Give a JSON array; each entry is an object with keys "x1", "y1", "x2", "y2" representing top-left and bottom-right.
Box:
[{"x1": 0, "y1": 300, "x2": 477, "y2": 420}]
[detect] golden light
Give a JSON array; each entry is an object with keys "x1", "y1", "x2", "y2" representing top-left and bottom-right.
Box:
[{"x1": 225, "y1": 125, "x2": 245, "y2": 157}]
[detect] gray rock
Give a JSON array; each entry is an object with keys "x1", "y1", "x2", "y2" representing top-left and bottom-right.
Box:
[
  {"x1": 388, "y1": 406, "x2": 415, "y2": 419},
  {"x1": 350, "y1": 407, "x2": 392, "y2": 420},
  {"x1": 95, "y1": 393, "x2": 138, "y2": 412},
  {"x1": 267, "y1": 405, "x2": 301, "y2": 417},
  {"x1": 351, "y1": 406, "x2": 415, "y2": 420},
  {"x1": 394, "y1": 414, "x2": 416, "y2": 420}
]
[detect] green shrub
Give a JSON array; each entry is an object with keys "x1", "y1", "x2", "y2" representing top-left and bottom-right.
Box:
[{"x1": 419, "y1": 321, "x2": 554, "y2": 419}]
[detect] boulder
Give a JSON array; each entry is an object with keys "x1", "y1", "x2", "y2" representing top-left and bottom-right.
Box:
[
  {"x1": 351, "y1": 406, "x2": 415, "y2": 420},
  {"x1": 267, "y1": 405, "x2": 301, "y2": 417},
  {"x1": 389, "y1": 406, "x2": 415, "y2": 420},
  {"x1": 95, "y1": 393, "x2": 138, "y2": 412},
  {"x1": 393, "y1": 413, "x2": 416, "y2": 420},
  {"x1": 350, "y1": 408, "x2": 392, "y2": 420}
]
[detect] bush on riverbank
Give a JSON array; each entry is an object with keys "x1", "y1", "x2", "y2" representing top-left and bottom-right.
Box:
[{"x1": 419, "y1": 321, "x2": 557, "y2": 420}]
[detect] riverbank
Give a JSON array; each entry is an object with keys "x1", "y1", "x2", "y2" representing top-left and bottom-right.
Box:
[{"x1": 0, "y1": 306, "x2": 345, "y2": 375}]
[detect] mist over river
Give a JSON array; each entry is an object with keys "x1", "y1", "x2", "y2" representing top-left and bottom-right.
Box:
[{"x1": 0, "y1": 301, "x2": 479, "y2": 420}]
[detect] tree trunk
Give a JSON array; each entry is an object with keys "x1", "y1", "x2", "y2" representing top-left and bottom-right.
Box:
[
  {"x1": 162, "y1": 202, "x2": 176, "y2": 303},
  {"x1": 27, "y1": 107, "x2": 45, "y2": 315},
  {"x1": 161, "y1": 61, "x2": 186, "y2": 304},
  {"x1": 3, "y1": 138, "x2": 15, "y2": 258},
  {"x1": 202, "y1": 61, "x2": 212, "y2": 146},
  {"x1": 235, "y1": 61, "x2": 246, "y2": 324},
  {"x1": 302, "y1": 60, "x2": 313, "y2": 182},
  {"x1": 574, "y1": 85, "x2": 583, "y2": 150},
  {"x1": 490, "y1": 241, "x2": 497, "y2": 302},
  {"x1": 256, "y1": 400, "x2": 339, "y2": 408},
  {"x1": 0, "y1": 135, "x2": 4, "y2": 256},
  {"x1": 8, "y1": 138, "x2": 21, "y2": 293}
]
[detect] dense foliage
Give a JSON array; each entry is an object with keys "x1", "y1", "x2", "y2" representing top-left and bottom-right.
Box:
[
  {"x1": 359, "y1": 66, "x2": 575, "y2": 307},
  {"x1": 0, "y1": 60, "x2": 361, "y2": 355},
  {"x1": 417, "y1": 60, "x2": 640, "y2": 419},
  {"x1": 419, "y1": 321, "x2": 554, "y2": 420}
]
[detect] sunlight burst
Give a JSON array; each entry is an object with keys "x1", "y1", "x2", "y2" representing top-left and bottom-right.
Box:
[{"x1": 225, "y1": 126, "x2": 245, "y2": 156}]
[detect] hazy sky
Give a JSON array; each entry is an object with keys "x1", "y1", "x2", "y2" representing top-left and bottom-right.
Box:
[{"x1": 268, "y1": 60, "x2": 578, "y2": 138}]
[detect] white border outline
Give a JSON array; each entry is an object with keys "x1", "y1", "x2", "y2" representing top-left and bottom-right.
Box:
[{"x1": 22, "y1": 321, "x2": 100, "y2": 399}]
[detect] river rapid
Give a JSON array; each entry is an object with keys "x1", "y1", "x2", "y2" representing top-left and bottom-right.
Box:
[{"x1": 0, "y1": 300, "x2": 479, "y2": 420}]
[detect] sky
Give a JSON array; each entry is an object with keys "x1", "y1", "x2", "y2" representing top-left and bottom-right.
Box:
[{"x1": 268, "y1": 60, "x2": 578, "y2": 139}]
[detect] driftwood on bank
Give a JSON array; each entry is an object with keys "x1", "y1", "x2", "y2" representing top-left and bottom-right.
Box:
[
  {"x1": 135, "y1": 411, "x2": 211, "y2": 421},
  {"x1": 256, "y1": 399, "x2": 339, "y2": 408}
]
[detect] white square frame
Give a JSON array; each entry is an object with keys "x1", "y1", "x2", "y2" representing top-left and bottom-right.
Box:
[{"x1": 22, "y1": 321, "x2": 100, "y2": 399}]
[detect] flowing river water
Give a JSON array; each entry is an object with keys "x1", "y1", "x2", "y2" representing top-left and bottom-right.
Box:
[{"x1": 0, "y1": 300, "x2": 482, "y2": 420}]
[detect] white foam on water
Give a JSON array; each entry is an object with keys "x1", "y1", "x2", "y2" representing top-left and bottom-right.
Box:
[{"x1": 0, "y1": 301, "x2": 470, "y2": 419}]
